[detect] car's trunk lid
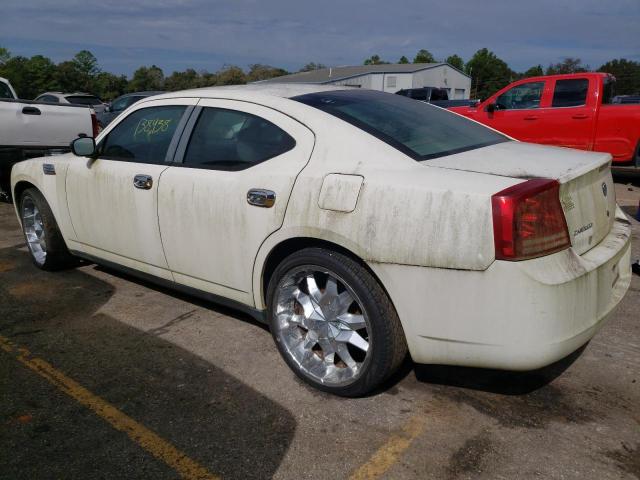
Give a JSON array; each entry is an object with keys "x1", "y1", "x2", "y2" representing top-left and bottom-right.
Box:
[{"x1": 424, "y1": 141, "x2": 615, "y2": 255}]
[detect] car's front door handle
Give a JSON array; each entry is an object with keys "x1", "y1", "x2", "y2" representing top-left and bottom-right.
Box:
[
  {"x1": 572, "y1": 114, "x2": 589, "y2": 120},
  {"x1": 22, "y1": 106, "x2": 41, "y2": 115},
  {"x1": 133, "y1": 174, "x2": 153, "y2": 190},
  {"x1": 247, "y1": 189, "x2": 276, "y2": 208},
  {"x1": 523, "y1": 115, "x2": 538, "y2": 121}
]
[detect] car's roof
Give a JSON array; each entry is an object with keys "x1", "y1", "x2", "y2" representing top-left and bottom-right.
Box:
[
  {"x1": 151, "y1": 83, "x2": 354, "y2": 101},
  {"x1": 38, "y1": 92, "x2": 98, "y2": 97}
]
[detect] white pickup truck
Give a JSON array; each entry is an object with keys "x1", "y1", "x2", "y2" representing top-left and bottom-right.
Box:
[{"x1": 0, "y1": 77, "x2": 97, "y2": 200}]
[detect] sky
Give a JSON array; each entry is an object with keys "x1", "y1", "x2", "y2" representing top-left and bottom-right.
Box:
[{"x1": 0, "y1": 0, "x2": 638, "y2": 77}]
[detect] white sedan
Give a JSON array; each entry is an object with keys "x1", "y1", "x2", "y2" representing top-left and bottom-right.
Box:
[{"x1": 11, "y1": 85, "x2": 632, "y2": 396}]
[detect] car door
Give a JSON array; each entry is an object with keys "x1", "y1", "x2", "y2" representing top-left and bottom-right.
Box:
[
  {"x1": 65, "y1": 98, "x2": 197, "y2": 279},
  {"x1": 541, "y1": 77, "x2": 596, "y2": 151},
  {"x1": 157, "y1": 99, "x2": 315, "y2": 304},
  {"x1": 477, "y1": 80, "x2": 549, "y2": 141}
]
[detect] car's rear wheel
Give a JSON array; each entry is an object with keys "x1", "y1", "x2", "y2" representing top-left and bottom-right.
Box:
[
  {"x1": 267, "y1": 247, "x2": 407, "y2": 397},
  {"x1": 19, "y1": 188, "x2": 76, "y2": 271}
]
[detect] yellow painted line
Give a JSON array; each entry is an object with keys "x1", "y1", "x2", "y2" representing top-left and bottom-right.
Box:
[
  {"x1": 349, "y1": 413, "x2": 428, "y2": 480},
  {"x1": 0, "y1": 334, "x2": 218, "y2": 480}
]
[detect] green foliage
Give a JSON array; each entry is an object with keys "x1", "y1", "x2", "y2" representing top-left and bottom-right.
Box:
[
  {"x1": 216, "y1": 65, "x2": 246, "y2": 85},
  {"x1": 522, "y1": 65, "x2": 544, "y2": 77},
  {"x1": 0, "y1": 47, "x2": 10, "y2": 67},
  {"x1": 299, "y1": 62, "x2": 326, "y2": 72},
  {"x1": 445, "y1": 54, "x2": 464, "y2": 71},
  {"x1": 164, "y1": 68, "x2": 200, "y2": 91},
  {"x1": 129, "y1": 65, "x2": 165, "y2": 92},
  {"x1": 398, "y1": 56, "x2": 409, "y2": 64},
  {"x1": 413, "y1": 49, "x2": 436, "y2": 64},
  {"x1": 465, "y1": 48, "x2": 514, "y2": 100},
  {"x1": 246, "y1": 64, "x2": 288, "y2": 82},
  {"x1": 546, "y1": 57, "x2": 589, "y2": 75},
  {"x1": 363, "y1": 55, "x2": 389, "y2": 65},
  {"x1": 597, "y1": 58, "x2": 640, "y2": 95}
]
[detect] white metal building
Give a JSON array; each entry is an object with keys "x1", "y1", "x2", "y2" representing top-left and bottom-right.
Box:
[{"x1": 259, "y1": 63, "x2": 471, "y2": 99}]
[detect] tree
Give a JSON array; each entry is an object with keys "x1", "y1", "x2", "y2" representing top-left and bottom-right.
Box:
[
  {"x1": 246, "y1": 64, "x2": 288, "y2": 82},
  {"x1": 94, "y1": 72, "x2": 128, "y2": 100},
  {"x1": 522, "y1": 65, "x2": 544, "y2": 77},
  {"x1": 546, "y1": 57, "x2": 589, "y2": 75},
  {"x1": 164, "y1": 68, "x2": 201, "y2": 91},
  {"x1": 0, "y1": 47, "x2": 10, "y2": 67},
  {"x1": 129, "y1": 65, "x2": 165, "y2": 92},
  {"x1": 413, "y1": 49, "x2": 435, "y2": 64},
  {"x1": 72, "y1": 50, "x2": 100, "y2": 92},
  {"x1": 465, "y1": 48, "x2": 514, "y2": 100},
  {"x1": 363, "y1": 54, "x2": 388, "y2": 65},
  {"x1": 445, "y1": 54, "x2": 464, "y2": 71},
  {"x1": 398, "y1": 56, "x2": 409, "y2": 64},
  {"x1": 598, "y1": 58, "x2": 640, "y2": 95},
  {"x1": 24, "y1": 55, "x2": 58, "y2": 96},
  {"x1": 53, "y1": 61, "x2": 83, "y2": 93},
  {"x1": 215, "y1": 65, "x2": 246, "y2": 85},
  {"x1": 299, "y1": 62, "x2": 326, "y2": 72},
  {"x1": 0, "y1": 56, "x2": 29, "y2": 98}
]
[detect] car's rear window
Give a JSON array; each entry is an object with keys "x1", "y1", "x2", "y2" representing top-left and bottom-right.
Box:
[
  {"x1": 65, "y1": 95, "x2": 102, "y2": 106},
  {"x1": 293, "y1": 90, "x2": 508, "y2": 160}
]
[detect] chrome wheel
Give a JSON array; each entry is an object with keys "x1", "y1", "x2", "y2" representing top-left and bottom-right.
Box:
[
  {"x1": 273, "y1": 267, "x2": 371, "y2": 386},
  {"x1": 21, "y1": 196, "x2": 47, "y2": 266}
]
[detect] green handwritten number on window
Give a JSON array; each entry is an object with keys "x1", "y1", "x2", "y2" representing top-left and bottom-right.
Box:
[{"x1": 134, "y1": 118, "x2": 173, "y2": 141}]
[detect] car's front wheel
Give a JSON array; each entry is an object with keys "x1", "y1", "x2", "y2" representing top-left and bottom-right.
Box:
[
  {"x1": 19, "y1": 188, "x2": 76, "y2": 271},
  {"x1": 267, "y1": 247, "x2": 407, "y2": 397}
]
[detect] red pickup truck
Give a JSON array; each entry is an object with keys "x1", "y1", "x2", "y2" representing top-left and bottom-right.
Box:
[{"x1": 449, "y1": 72, "x2": 640, "y2": 169}]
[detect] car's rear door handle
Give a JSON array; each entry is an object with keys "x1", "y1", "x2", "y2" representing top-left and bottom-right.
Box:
[
  {"x1": 22, "y1": 106, "x2": 41, "y2": 115},
  {"x1": 133, "y1": 174, "x2": 153, "y2": 190},
  {"x1": 523, "y1": 115, "x2": 538, "y2": 120},
  {"x1": 572, "y1": 114, "x2": 589, "y2": 119},
  {"x1": 247, "y1": 189, "x2": 275, "y2": 208}
]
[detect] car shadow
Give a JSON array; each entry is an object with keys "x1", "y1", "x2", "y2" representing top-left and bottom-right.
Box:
[
  {"x1": 0, "y1": 244, "x2": 295, "y2": 480},
  {"x1": 412, "y1": 345, "x2": 586, "y2": 396}
]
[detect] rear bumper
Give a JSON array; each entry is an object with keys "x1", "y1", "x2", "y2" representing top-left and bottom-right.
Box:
[{"x1": 370, "y1": 207, "x2": 632, "y2": 370}]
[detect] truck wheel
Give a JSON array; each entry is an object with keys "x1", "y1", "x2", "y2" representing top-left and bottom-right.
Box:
[
  {"x1": 19, "y1": 188, "x2": 76, "y2": 271},
  {"x1": 267, "y1": 247, "x2": 408, "y2": 397}
]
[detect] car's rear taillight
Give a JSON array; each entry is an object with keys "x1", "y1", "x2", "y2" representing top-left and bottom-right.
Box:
[
  {"x1": 492, "y1": 178, "x2": 570, "y2": 261},
  {"x1": 91, "y1": 111, "x2": 99, "y2": 137}
]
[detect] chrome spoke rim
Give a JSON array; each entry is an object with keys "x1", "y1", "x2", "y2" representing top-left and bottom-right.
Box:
[
  {"x1": 21, "y1": 197, "x2": 47, "y2": 265},
  {"x1": 274, "y1": 267, "x2": 371, "y2": 386}
]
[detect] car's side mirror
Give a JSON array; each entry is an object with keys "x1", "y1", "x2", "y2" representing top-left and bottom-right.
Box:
[
  {"x1": 71, "y1": 137, "x2": 97, "y2": 157},
  {"x1": 104, "y1": 104, "x2": 111, "y2": 113},
  {"x1": 486, "y1": 103, "x2": 497, "y2": 113}
]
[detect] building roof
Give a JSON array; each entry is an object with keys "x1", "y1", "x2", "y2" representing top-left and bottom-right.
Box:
[{"x1": 258, "y1": 63, "x2": 470, "y2": 84}]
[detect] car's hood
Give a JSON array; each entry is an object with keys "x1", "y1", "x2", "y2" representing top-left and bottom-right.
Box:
[{"x1": 423, "y1": 141, "x2": 611, "y2": 183}]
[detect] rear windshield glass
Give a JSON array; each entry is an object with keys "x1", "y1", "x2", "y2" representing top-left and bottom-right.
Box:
[
  {"x1": 293, "y1": 90, "x2": 508, "y2": 160},
  {"x1": 65, "y1": 95, "x2": 102, "y2": 106}
]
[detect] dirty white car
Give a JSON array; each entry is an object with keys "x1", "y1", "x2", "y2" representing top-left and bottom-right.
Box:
[{"x1": 11, "y1": 85, "x2": 632, "y2": 396}]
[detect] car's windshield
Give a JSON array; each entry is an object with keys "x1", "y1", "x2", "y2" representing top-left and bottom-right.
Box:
[
  {"x1": 65, "y1": 95, "x2": 102, "y2": 106},
  {"x1": 293, "y1": 90, "x2": 508, "y2": 160}
]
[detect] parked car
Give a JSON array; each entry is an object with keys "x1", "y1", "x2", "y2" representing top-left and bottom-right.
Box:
[
  {"x1": 34, "y1": 92, "x2": 106, "y2": 113},
  {"x1": 612, "y1": 95, "x2": 640, "y2": 104},
  {"x1": 96, "y1": 91, "x2": 163, "y2": 128},
  {"x1": 0, "y1": 77, "x2": 18, "y2": 99},
  {"x1": 396, "y1": 86, "x2": 479, "y2": 108},
  {"x1": 448, "y1": 73, "x2": 640, "y2": 169},
  {"x1": 0, "y1": 79, "x2": 98, "y2": 200},
  {"x1": 11, "y1": 86, "x2": 631, "y2": 396}
]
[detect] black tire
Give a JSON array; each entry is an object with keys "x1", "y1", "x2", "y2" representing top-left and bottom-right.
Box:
[
  {"x1": 19, "y1": 188, "x2": 76, "y2": 271},
  {"x1": 267, "y1": 247, "x2": 407, "y2": 397}
]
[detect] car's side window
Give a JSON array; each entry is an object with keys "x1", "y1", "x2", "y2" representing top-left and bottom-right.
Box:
[
  {"x1": 495, "y1": 81, "x2": 544, "y2": 110},
  {"x1": 99, "y1": 105, "x2": 186, "y2": 164},
  {"x1": 552, "y1": 79, "x2": 589, "y2": 108},
  {"x1": 38, "y1": 95, "x2": 59, "y2": 103},
  {"x1": 182, "y1": 107, "x2": 296, "y2": 171}
]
